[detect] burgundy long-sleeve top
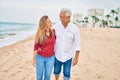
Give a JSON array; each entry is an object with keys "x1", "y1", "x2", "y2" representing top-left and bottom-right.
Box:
[{"x1": 34, "y1": 35, "x2": 56, "y2": 57}]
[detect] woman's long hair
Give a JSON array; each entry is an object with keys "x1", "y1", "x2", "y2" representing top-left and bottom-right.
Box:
[{"x1": 35, "y1": 15, "x2": 54, "y2": 44}]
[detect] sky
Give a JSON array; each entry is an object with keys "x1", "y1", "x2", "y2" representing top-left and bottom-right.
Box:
[{"x1": 0, "y1": 0, "x2": 120, "y2": 23}]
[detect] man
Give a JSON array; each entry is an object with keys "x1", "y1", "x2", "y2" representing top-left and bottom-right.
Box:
[{"x1": 53, "y1": 8, "x2": 81, "y2": 80}]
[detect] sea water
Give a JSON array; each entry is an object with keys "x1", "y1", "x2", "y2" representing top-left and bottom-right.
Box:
[{"x1": 0, "y1": 22, "x2": 37, "y2": 48}]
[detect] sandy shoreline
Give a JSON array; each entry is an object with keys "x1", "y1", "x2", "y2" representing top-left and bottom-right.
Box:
[{"x1": 0, "y1": 28, "x2": 120, "y2": 80}]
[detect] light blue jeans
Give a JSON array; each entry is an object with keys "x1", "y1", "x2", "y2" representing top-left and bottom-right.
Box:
[{"x1": 36, "y1": 54, "x2": 55, "y2": 80}]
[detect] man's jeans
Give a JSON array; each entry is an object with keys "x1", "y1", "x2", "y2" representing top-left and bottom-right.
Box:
[
  {"x1": 54, "y1": 58, "x2": 72, "y2": 80},
  {"x1": 36, "y1": 54, "x2": 54, "y2": 80}
]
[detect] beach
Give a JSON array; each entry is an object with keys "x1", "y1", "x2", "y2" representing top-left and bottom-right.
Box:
[{"x1": 0, "y1": 28, "x2": 120, "y2": 80}]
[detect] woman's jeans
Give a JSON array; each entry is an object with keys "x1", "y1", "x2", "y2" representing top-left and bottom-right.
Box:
[{"x1": 36, "y1": 54, "x2": 55, "y2": 80}]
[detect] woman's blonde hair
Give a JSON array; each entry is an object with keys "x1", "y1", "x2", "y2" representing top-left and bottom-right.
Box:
[{"x1": 35, "y1": 15, "x2": 54, "y2": 44}]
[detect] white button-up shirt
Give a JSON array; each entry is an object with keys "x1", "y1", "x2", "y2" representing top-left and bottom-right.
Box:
[{"x1": 53, "y1": 22, "x2": 81, "y2": 62}]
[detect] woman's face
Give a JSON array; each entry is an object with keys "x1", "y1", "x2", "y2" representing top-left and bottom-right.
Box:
[{"x1": 46, "y1": 18, "x2": 52, "y2": 29}]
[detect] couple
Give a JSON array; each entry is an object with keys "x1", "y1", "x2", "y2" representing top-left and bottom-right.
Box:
[{"x1": 32, "y1": 8, "x2": 81, "y2": 80}]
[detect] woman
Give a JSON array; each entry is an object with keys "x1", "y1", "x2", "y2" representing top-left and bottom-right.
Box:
[{"x1": 32, "y1": 15, "x2": 56, "y2": 80}]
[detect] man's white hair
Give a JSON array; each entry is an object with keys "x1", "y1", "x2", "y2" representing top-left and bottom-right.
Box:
[{"x1": 60, "y1": 8, "x2": 72, "y2": 17}]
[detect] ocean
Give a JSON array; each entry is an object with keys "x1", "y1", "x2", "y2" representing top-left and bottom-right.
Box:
[{"x1": 0, "y1": 22, "x2": 37, "y2": 48}]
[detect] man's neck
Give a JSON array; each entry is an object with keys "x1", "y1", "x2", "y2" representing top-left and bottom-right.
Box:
[
  {"x1": 62, "y1": 22, "x2": 69, "y2": 28},
  {"x1": 63, "y1": 24, "x2": 67, "y2": 28}
]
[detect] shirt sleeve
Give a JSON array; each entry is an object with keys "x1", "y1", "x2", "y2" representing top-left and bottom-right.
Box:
[
  {"x1": 34, "y1": 41, "x2": 39, "y2": 51},
  {"x1": 74, "y1": 27, "x2": 81, "y2": 51}
]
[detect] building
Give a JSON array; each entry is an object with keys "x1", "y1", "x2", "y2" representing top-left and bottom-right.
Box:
[
  {"x1": 117, "y1": 7, "x2": 120, "y2": 14},
  {"x1": 73, "y1": 13, "x2": 83, "y2": 23},
  {"x1": 88, "y1": 8, "x2": 104, "y2": 16},
  {"x1": 88, "y1": 8, "x2": 104, "y2": 21},
  {"x1": 87, "y1": 8, "x2": 104, "y2": 27},
  {"x1": 116, "y1": 7, "x2": 120, "y2": 26}
]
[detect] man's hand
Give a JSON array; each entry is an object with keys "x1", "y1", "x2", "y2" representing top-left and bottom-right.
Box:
[
  {"x1": 72, "y1": 51, "x2": 80, "y2": 66},
  {"x1": 72, "y1": 58, "x2": 78, "y2": 66}
]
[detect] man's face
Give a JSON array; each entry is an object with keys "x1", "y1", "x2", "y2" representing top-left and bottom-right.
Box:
[{"x1": 59, "y1": 12, "x2": 70, "y2": 25}]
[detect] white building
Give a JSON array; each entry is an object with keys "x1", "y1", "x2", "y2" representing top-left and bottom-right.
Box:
[
  {"x1": 73, "y1": 13, "x2": 83, "y2": 27},
  {"x1": 88, "y1": 8, "x2": 104, "y2": 17},
  {"x1": 73, "y1": 13, "x2": 83, "y2": 23},
  {"x1": 117, "y1": 7, "x2": 120, "y2": 26},
  {"x1": 87, "y1": 8, "x2": 104, "y2": 27}
]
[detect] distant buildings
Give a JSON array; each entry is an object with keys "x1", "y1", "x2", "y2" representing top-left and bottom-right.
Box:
[
  {"x1": 88, "y1": 8, "x2": 104, "y2": 21},
  {"x1": 73, "y1": 13, "x2": 83, "y2": 26},
  {"x1": 116, "y1": 7, "x2": 120, "y2": 25},
  {"x1": 87, "y1": 8, "x2": 104, "y2": 27},
  {"x1": 73, "y1": 13, "x2": 83, "y2": 23},
  {"x1": 88, "y1": 8, "x2": 104, "y2": 16},
  {"x1": 72, "y1": 7, "x2": 120, "y2": 27},
  {"x1": 117, "y1": 7, "x2": 120, "y2": 14}
]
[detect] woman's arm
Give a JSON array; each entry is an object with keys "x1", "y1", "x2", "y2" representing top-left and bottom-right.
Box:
[
  {"x1": 32, "y1": 50, "x2": 37, "y2": 67},
  {"x1": 32, "y1": 41, "x2": 39, "y2": 67}
]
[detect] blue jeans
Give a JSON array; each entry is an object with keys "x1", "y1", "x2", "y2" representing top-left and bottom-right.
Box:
[
  {"x1": 54, "y1": 58, "x2": 72, "y2": 80},
  {"x1": 36, "y1": 54, "x2": 55, "y2": 80}
]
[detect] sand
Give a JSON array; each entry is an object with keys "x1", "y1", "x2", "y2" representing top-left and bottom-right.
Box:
[{"x1": 0, "y1": 28, "x2": 120, "y2": 80}]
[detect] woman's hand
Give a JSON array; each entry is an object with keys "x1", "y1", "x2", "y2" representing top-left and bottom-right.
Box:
[
  {"x1": 32, "y1": 51, "x2": 37, "y2": 67},
  {"x1": 32, "y1": 58, "x2": 36, "y2": 67}
]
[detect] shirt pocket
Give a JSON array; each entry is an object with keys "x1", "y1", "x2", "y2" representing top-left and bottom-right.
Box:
[{"x1": 66, "y1": 31, "x2": 75, "y2": 42}]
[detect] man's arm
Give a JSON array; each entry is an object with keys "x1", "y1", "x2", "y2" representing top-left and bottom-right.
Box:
[
  {"x1": 72, "y1": 27, "x2": 81, "y2": 66},
  {"x1": 72, "y1": 51, "x2": 80, "y2": 66}
]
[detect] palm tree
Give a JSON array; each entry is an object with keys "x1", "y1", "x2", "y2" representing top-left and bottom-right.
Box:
[
  {"x1": 111, "y1": 9, "x2": 116, "y2": 18},
  {"x1": 92, "y1": 16, "x2": 99, "y2": 27},
  {"x1": 115, "y1": 16, "x2": 119, "y2": 27},
  {"x1": 110, "y1": 9, "x2": 116, "y2": 27},
  {"x1": 84, "y1": 17, "x2": 89, "y2": 27},
  {"x1": 106, "y1": 14, "x2": 111, "y2": 23},
  {"x1": 106, "y1": 14, "x2": 110, "y2": 18},
  {"x1": 106, "y1": 14, "x2": 111, "y2": 31},
  {"x1": 102, "y1": 20, "x2": 108, "y2": 28},
  {"x1": 109, "y1": 20, "x2": 113, "y2": 28},
  {"x1": 115, "y1": 11, "x2": 119, "y2": 27},
  {"x1": 91, "y1": 16, "x2": 96, "y2": 27}
]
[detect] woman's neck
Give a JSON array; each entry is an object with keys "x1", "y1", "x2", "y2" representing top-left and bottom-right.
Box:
[
  {"x1": 46, "y1": 28, "x2": 50, "y2": 32},
  {"x1": 45, "y1": 28, "x2": 50, "y2": 36}
]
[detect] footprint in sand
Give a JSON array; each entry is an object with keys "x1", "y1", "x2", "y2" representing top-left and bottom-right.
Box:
[
  {"x1": 94, "y1": 73, "x2": 103, "y2": 80},
  {"x1": 72, "y1": 72, "x2": 78, "y2": 76},
  {"x1": 10, "y1": 65, "x2": 14, "y2": 69},
  {"x1": 22, "y1": 77, "x2": 26, "y2": 80},
  {"x1": 20, "y1": 66, "x2": 23, "y2": 69},
  {"x1": 118, "y1": 55, "x2": 120, "y2": 57},
  {"x1": 4, "y1": 69, "x2": 8, "y2": 72},
  {"x1": 72, "y1": 75, "x2": 81, "y2": 80},
  {"x1": 24, "y1": 51, "x2": 28, "y2": 53},
  {"x1": 26, "y1": 73, "x2": 30, "y2": 77},
  {"x1": 30, "y1": 76, "x2": 35, "y2": 80},
  {"x1": 25, "y1": 61, "x2": 30, "y2": 64},
  {"x1": 73, "y1": 77, "x2": 81, "y2": 80},
  {"x1": 11, "y1": 73, "x2": 16, "y2": 76},
  {"x1": 16, "y1": 70, "x2": 21, "y2": 73},
  {"x1": 86, "y1": 69, "x2": 92, "y2": 72}
]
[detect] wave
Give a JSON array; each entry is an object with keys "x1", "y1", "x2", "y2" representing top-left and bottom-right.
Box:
[
  {"x1": 0, "y1": 22, "x2": 37, "y2": 48},
  {"x1": 0, "y1": 31, "x2": 35, "y2": 48}
]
